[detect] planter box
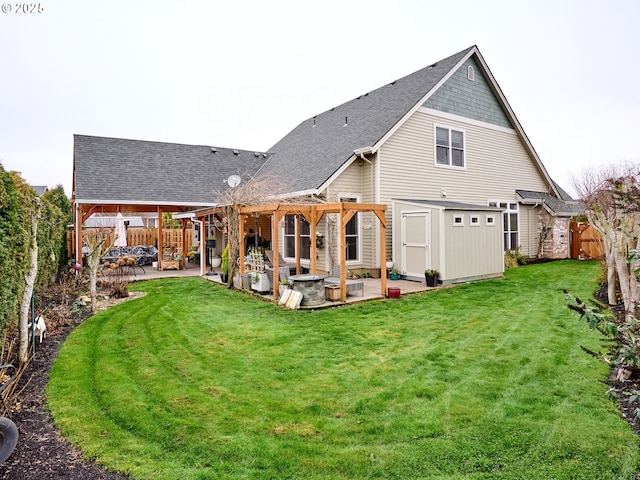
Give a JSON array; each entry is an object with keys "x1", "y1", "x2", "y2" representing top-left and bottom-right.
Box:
[
  {"x1": 325, "y1": 285, "x2": 341, "y2": 301},
  {"x1": 251, "y1": 272, "x2": 271, "y2": 293},
  {"x1": 369, "y1": 268, "x2": 381, "y2": 279}
]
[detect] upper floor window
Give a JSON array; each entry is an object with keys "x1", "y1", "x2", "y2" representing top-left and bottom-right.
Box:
[{"x1": 436, "y1": 126, "x2": 465, "y2": 168}]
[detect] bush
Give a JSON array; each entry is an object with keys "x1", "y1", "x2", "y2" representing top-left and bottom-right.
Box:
[{"x1": 504, "y1": 248, "x2": 526, "y2": 269}]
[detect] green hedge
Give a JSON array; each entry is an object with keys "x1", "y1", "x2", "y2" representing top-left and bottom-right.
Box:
[{"x1": 0, "y1": 164, "x2": 70, "y2": 330}]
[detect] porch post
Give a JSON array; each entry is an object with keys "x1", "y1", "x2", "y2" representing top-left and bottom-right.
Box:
[
  {"x1": 157, "y1": 207, "x2": 163, "y2": 270},
  {"x1": 74, "y1": 203, "x2": 82, "y2": 265},
  {"x1": 309, "y1": 206, "x2": 317, "y2": 274},
  {"x1": 181, "y1": 219, "x2": 188, "y2": 270},
  {"x1": 339, "y1": 203, "x2": 347, "y2": 301}
]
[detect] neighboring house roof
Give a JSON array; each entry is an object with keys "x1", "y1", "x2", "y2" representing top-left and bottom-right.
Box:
[
  {"x1": 394, "y1": 199, "x2": 504, "y2": 211},
  {"x1": 73, "y1": 135, "x2": 268, "y2": 206},
  {"x1": 31, "y1": 185, "x2": 48, "y2": 196},
  {"x1": 516, "y1": 190, "x2": 584, "y2": 217},
  {"x1": 256, "y1": 45, "x2": 559, "y2": 199}
]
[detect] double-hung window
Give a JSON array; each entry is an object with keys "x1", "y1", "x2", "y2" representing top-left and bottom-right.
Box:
[
  {"x1": 283, "y1": 215, "x2": 311, "y2": 260},
  {"x1": 436, "y1": 126, "x2": 465, "y2": 168}
]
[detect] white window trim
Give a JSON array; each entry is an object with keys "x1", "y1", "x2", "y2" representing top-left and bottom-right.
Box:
[
  {"x1": 485, "y1": 215, "x2": 496, "y2": 226},
  {"x1": 488, "y1": 200, "x2": 519, "y2": 249},
  {"x1": 339, "y1": 193, "x2": 361, "y2": 264},
  {"x1": 434, "y1": 124, "x2": 466, "y2": 170},
  {"x1": 467, "y1": 65, "x2": 475, "y2": 81},
  {"x1": 453, "y1": 215, "x2": 464, "y2": 227},
  {"x1": 470, "y1": 215, "x2": 480, "y2": 226},
  {"x1": 283, "y1": 214, "x2": 311, "y2": 263}
]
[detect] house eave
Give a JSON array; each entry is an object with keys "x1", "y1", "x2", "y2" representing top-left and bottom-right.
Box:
[{"x1": 74, "y1": 198, "x2": 217, "y2": 207}]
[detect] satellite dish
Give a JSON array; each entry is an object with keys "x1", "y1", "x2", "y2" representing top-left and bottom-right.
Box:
[{"x1": 227, "y1": 175, "x2": 241, "y2": 188}]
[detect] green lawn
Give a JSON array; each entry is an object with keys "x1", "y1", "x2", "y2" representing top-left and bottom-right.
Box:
[{"x1": 48, "y1": 260, "x2": 640, "y2": 479}]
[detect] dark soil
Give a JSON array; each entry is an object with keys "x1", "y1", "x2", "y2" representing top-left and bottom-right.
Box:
[{"x1": 0, "y1": 284, "x2": 129, "y2": 480}]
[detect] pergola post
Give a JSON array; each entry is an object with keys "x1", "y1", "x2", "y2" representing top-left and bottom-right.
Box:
[{"x1": 272, "y1": 210, "x2": 283, "y2": 297}]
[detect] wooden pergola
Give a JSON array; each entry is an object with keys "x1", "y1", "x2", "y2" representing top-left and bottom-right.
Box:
[{"x1": 196, "y1": 202, "x2": 388, "y2": 302}]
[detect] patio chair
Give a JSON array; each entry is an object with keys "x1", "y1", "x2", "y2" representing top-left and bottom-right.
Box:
[
  {"x1": 324, "y1": 265, "x2": 364, "y2": 297},
  {"x1": 265, "y1": 250, "x2": 297, "y2": 275}
]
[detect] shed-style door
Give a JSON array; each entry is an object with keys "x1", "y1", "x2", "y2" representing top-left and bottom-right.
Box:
[{"x1": 402, "y1": 212, "x2": 430, "y2": 278}]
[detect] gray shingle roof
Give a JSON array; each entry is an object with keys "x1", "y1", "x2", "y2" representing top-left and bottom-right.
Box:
[
  {"x1": 73, "y1": 135, "x2": 268, "y2": 205},
  {"x1": 30, "y1": 185, "x2": 48, "y2": 196},
  {"x1": 516, "y1": 189, "x2": 583, "y2": 217},
  {"x1": 256, "y1": 47, "x2": 476, "y2": 193}
]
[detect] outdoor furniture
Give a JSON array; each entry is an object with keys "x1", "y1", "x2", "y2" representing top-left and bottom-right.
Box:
[
  {"x1": 102, "y1": 246, "x2": 158, "y2": 266},
  {"x1": 324, "y1": 265, "x2": 364, "y2": 297},
  {"x1": 265, "y1": 250, "x2": 297, "y2": 275}
]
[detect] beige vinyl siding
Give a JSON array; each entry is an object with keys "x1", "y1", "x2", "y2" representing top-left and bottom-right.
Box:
[
  {"x1": 325, "y1": 161, "x2": 376, "y2": 270},
  {"x1": 443, "y1": 210, "x2": 503, "y2": 281},
  {"x1": 378, "y1": 110, "x2": 550, "y2": 257}
]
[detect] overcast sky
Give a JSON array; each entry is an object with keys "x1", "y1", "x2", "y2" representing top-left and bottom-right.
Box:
[{"x1": 1, "y1": 0, "x2": 638, "y2": 198}]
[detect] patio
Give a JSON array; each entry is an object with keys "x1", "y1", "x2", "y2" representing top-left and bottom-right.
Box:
[{"x1": 125, "y1": 261, "x2": 431, "y2": 306}]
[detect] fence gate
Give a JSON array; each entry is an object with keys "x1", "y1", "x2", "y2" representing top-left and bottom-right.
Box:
[{"x1": 570, "y1": 222, "x2": 605, "y2": 260}]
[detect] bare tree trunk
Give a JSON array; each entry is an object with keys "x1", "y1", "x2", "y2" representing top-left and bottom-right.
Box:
[
  {"x1": 607, "y1": 240, "x2": 617, "y2": 305},
  {"x1": 18, "y1": 208, "x2": 39, "y2": 365}
]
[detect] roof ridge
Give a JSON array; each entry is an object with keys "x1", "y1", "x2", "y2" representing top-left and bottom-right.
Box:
[{"x1": 73, "y1": 134, "x2": 270, "y2": 155}]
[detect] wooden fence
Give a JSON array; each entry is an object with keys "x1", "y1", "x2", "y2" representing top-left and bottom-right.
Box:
[
  {"x1": 570, "y1": 222, "x2": 605, "y2": 260},
  {"x1": 68, "y1": 228, "x2": 194, "y2": 258}
]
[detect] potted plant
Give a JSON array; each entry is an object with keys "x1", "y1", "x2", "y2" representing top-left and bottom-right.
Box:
[
  {"x1": 278, "y1": 279, "x2": 289, "y2": 297},
  {"x1": 389, "y1": 268, "x2": 400, "y2": 280},
  {"x1": 385, "y1": 256, "x2": 394, "y2": 271},
  {"x1": 425, "y1": 269, "x2": 439, "y2": 287},
  {"x1": 220, "y1": 244, "x2": 229, "y2": 283}
]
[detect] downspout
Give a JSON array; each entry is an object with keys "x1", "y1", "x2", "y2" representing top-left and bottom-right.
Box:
[{"x1": 191, "y1": 217, "x2": 206, "y2": 276}]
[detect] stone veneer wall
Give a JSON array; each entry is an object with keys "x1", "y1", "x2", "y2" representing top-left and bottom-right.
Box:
[{"x1": 538, "y1": 212, "x2": 570, "y2": 259}]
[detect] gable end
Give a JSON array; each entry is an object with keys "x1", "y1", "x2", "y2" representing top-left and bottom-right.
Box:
[{"x1": 424, "y1": 57, "x2": 513, "y2": 129}]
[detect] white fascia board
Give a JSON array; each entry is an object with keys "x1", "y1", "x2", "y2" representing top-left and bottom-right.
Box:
[
  {"x1": 74, "y1": 199, "x2": 217, "y2": 207},
  {"x1": 316, "y1": 155, "x2": 358, "y2": 193},
  {"x1": 471, "y1": 49, "x2": 560, "y2": 199},
  {"x1": 418, "y1": 107, "x2": 517, "y2": 135}
]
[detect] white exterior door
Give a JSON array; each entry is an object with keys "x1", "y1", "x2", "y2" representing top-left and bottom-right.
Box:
[{"x1": 402, "y1": 212, "x2": 430, "y2": 278}]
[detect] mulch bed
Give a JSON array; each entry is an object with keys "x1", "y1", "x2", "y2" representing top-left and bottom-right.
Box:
[
  {"x1": 0, "y1": 279, "x2": 639, "y2": 479},
  {"x1": 0, "y1": 285, "x2": 129, "y2": 480}
]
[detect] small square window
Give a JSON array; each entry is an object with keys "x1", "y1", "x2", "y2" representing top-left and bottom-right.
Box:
[
  {"x1": 486, "y1": 215, "x2": 496, "y2": 226},
  {"x1": 470, "y1": 215, "x2": 480, "y2": 226},
  {"x1": 453, "y1": 215, "x2": 464, "y2": 226}
]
